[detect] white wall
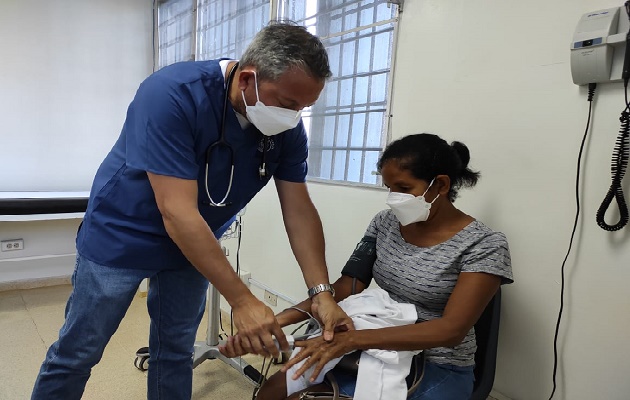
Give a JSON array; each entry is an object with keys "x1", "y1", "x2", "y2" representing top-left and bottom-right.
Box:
[
  {"x1": 0, "y1": 0, "x2": 153, "y2": 191},
  {"x1": 235, "y1": 1, "x2": 630, "y2": 399},
  {"x1": 0, "y1": 0, "x2": 153, "y2": 283}
]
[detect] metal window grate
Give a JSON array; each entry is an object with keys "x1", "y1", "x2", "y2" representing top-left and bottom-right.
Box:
[
  {"x1": 196, "y1": 0, "x2": 269, "y2": 61},
  {"x1": 157, "y1": 0, "x2": 194, "y2": 69},
  {"x1": 279, "y1": 0, "x2": 398, "y2": 185}
]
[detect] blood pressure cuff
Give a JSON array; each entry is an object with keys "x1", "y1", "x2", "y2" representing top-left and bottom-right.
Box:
[{"x1": 340, "y1": 236, "x2": 377, "y2": 286}]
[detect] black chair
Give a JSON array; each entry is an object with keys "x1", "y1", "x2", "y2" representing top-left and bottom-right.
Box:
[{"x1": 470, "y1": 288, "x2": 502, "y2": 400}]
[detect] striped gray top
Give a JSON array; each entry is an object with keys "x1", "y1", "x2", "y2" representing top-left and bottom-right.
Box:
[{"x1": 357, "y1": 210, "x2": 512, "y2": 367}]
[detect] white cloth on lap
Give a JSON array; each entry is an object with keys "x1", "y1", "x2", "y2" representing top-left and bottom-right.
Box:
[{"x1": 286, "y1": 288, "x2": 419, "y2": 400}]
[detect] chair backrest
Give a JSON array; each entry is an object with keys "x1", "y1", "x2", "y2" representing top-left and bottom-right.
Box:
[{"x1": 469, "y1": 288, "x2": 502, "y2": 400}]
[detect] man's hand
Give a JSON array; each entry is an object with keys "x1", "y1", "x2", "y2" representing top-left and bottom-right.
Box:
[
  {"x1": 311, "y1": 293, "x2": 354, "y2": 341},
  {"x1": 224, "y1": 295, "x2": 289, "y2": 358}
]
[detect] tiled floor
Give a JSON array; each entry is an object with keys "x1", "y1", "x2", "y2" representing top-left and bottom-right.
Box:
[
  {"x1": 0, "y1": 284, "x2": 499, "y2": 400},
  {"x1": 0, "y1": 284, "x2": 274, "y2": 400}
]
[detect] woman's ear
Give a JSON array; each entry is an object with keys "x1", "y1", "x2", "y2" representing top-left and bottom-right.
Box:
[{"x1": 435, "y1": 174, "x2": 451, "y2": 196}]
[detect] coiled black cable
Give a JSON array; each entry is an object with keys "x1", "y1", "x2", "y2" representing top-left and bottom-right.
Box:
[
  {"x1": 595, "y1": 108, "x2": 630, "y2": 231},
  {"x1": 596, "y1": 1, "x2": 630, "y2": 231}
]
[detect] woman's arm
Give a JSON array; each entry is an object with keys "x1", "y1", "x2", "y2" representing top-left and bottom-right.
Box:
[
  {"x1": 350, "y1": 271, "x2": 500, "y2": 350},
  {"x1": 283, "y1": 271, "x2": 501, "y2": 380}
]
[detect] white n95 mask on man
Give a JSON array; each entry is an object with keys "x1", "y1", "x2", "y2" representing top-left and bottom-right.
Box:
[
  {"x1": 242, "y1": 71, "x2": 302, "y2": 136},
  {"x1": 386, "y1": 180, "x2": 439, "y2": 225}
]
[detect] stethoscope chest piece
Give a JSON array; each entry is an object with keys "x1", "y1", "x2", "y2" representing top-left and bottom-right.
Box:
[{"x1": 258, "y1": 136, "x2": 270, "y2": 179}]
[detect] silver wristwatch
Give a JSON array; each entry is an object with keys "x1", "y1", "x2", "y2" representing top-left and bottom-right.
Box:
[{"x1": 307, "y1": 283, "x2": 335, "y2": 299}]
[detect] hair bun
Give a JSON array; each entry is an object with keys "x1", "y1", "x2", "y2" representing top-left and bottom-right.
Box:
[{"x1": 451, "y1": 141, "x2": 470, "y2": 169}]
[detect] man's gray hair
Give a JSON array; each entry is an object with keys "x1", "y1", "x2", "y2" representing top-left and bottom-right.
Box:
[{"x1": 240, "y1": 21, "x2": 332, "y2": 82}]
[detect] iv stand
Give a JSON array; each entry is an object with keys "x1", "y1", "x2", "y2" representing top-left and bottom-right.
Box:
[{"x1": 192, "y1": 245, "x2": 262, "y2": 385}]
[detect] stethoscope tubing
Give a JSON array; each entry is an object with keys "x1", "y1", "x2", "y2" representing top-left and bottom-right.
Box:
[{"x1": 204, "y1": 62, "x2": 239, "y2": 207}]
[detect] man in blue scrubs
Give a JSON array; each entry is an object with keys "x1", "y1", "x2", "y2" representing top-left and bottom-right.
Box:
[{"x1": 32, "y1": 22, "x2": 352, "y2": 400}]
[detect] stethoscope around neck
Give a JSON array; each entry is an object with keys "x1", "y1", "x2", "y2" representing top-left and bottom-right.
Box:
[{"x1": 204, "y1": 61, "x2": 269, "y2": 207}]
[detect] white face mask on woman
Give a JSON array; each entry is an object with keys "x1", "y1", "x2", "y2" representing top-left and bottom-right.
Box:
[
  {"x1": 386, "y1": 179, "x2": 440, "y2": 225},
  {"x1": 241, "y1": 71, "x2": 302, "y2": 136}
]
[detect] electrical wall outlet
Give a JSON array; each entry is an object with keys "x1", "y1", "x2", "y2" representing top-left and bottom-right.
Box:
[
  {"x1": 1, "y1": 239, "x2": 24, "y2": 252},
  {"x1": 264, "y1": 290, "x2": 278, "y2": 306},
  {"x1": 238, "y1": 269, "x2": 251, "y2": 287}
]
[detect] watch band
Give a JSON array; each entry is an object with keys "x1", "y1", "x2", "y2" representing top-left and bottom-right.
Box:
[{"x1": 307, "y1": 283, "x2": 335, "y2": 299}]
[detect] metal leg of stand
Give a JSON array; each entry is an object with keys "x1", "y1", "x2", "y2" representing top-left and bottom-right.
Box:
[{"x1": 192, "y1": 282, "x2": 262, "y2": 386}]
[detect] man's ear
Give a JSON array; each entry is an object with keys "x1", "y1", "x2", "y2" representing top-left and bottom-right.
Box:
[
  {"x1": 237, "y1": 69, "x2": 255, "y2": 91},
  {"x1": 435, "y1": 174, "x2": 451, "y2": 196}
]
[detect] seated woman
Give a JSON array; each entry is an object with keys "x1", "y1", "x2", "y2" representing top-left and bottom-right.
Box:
[{"x1": 220, "y1": 133, "x2": 513, "y2": 400}]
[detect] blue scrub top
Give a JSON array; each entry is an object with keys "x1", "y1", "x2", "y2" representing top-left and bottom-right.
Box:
[{"x1": 76, "y1": 60, "x2": 308, "y2": 270}]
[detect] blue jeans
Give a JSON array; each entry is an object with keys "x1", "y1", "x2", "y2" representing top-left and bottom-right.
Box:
[
  {"x1": 31, "y1": 254, "x2": 209, "y2": 400},
  {"x1": 332, "y1": 360, "x2": 474, "y2": 400}
]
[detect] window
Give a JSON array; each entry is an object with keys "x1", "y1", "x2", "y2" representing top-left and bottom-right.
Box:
[
  {"x1": 196, "y1": 0, "x2": 269, "y2": 61},
  {"x1": 156, "y1": 0, "x2": 401, "y2": 186},
  {"x1": 279, "y1": 1, "x2": 398, "y2": 185},
  {"x1": 157, "y1": 0, "x2": 195, "y2": 68}
]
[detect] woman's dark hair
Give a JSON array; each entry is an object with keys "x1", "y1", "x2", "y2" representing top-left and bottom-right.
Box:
[{"x1": 377, "y1": 133, "x2": 480, "y2": 202}]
